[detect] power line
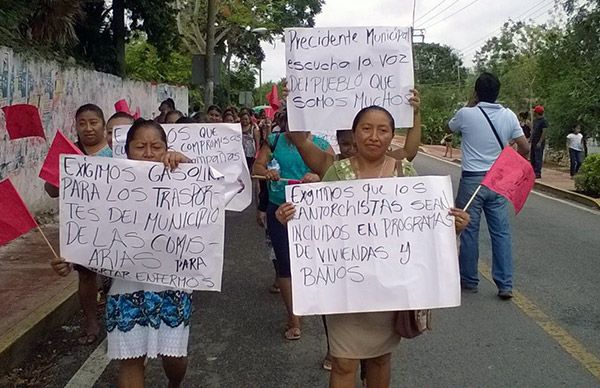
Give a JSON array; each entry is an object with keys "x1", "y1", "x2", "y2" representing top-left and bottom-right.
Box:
[
  {"x1": 416, "y1": 0, "x2": 461, "y2": 27},
  {"x1": 414, "y1": 0, "x2": 451, "y2": 24},
  {"x1": 422, "y1": 0, "x2": 481, "y2": 30},
  {"x1": 458, "y1": 0, "x2": 554, "y2": 54},
  {"x1": 460, "y1": 1, "x2": 555, "y2": 57}
]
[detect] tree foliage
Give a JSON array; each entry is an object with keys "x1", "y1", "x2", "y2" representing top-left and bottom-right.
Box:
[
  {"x1": 414, "y1": 43, "x2": 466, "y2": 86},
  {"x1": 125, "y1": 37, "x2": 191, "y2": 85},
  {"x1": 472, "y1": 11, "x2": 599, "y2": 148},
  {"x1": 0, "y1": 0, "x2": 180, "y2": 76},
  {"x1": 537, "y1": 2, "x2": 600, "y2": 147},
  {"x1": 177, "y1": 0, "x2": 323, "y2": 64},
  {"x1": 412, "y1": 43, "x2": 469, "y2": 143}
]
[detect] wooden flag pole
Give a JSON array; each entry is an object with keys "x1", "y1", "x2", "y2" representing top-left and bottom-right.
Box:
[
  {"x1": 37, "y1": 225, "x2": 59, "y2": 258},
  {"x1": 462, "y1": 185, "x2": 482, "y2": 212}
]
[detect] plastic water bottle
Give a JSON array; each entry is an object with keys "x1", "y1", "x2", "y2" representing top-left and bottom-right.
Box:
[
  {"x1": 267, "y1": 159, "x2": 284, "y2": 191},
  {"x1": 267, "y1": 158, "x2": 280, "y2": 172}
]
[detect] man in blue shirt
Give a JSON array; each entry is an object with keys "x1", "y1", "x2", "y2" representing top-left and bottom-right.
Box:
[{"x1": 448, "y1": 72, "x2": 529, "y2": 300}]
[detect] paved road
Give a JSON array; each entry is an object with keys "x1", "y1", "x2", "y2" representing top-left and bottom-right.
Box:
[{"x1": 23, "y1": 153, "x2": 600, "y2": 387}]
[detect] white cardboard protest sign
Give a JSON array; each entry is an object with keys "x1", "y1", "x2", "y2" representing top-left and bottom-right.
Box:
[
  {"x1": 59, "y1": 155, "x2": 226, "y2": 291},
  {"x1": 285, "y1": 26, "x2": 414, "y2": 134},
  {"x1": 285, "y1": 176, "x2": 460, "y2": 315},
  {"x1": 113, "y1": 123, "x2": 251, "y2": 212}
]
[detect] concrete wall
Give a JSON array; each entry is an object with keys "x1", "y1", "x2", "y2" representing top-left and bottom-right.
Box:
[{"x1": 0, "y1": 46, "x2": 188, "y2": 215}]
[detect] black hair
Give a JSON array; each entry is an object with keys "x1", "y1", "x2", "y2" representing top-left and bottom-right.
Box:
[
  {"x1": 518, "y1": 111, "x2": 528, "y2": 120},
  {"x1": 192, "y1": 112, "x2": 208, "y2": 123},
  {"x1": 225, "y1": 105, "x2": 238, "y2": 115},
  {"x1": 160, "y1": 98, "x2": 176, "y2": 110},
  {"x1": 107, "y1": 111, "x2": 134, "y2": 123},
  {"x1": 351, "y1": 106, "x2": 395, "y2": 132},
  {"x1": 176, "y1": 116, "x2": 197, "y2": 124},
  {"x1": 239, "y1": 107, "x2": 252, "y2": 116},
  {"x1": 336, "y1": 129, "x2": 353, "y2": 141},
  {"x1": 474, "y1": 72, "x2": 501, "y2": 103},
  {"x1": 125, "y1": 119, "x2": 168, "y2": 156},
  {"x1": 165, "y1": 110, "x2": 184, "y2": 120},
  {"x1": 207, "y1": 105, "x2": 222, "y2": 114},
  {"x1": 76, "y1": 104, "x2": 105, "y2": 125}
]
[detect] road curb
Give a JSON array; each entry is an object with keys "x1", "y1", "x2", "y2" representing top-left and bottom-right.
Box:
[
  {"x1": 533, "y1": 181, "x2": 600, "y2": 209},
  {"x1": 411, "y1": 148, "x2": 600, "y2": 210},
  {"x1": 0, "y1": 279, "x2": 79, "y2": 373}
]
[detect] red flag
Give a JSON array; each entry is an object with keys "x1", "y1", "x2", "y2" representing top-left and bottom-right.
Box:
[
  {"x1": 0, "y1": 178, "x2": 38, "y2": 245},
  {"x1": 1, "y1": 104, "x2": 45, "y2": 139},
  {"x1": 481, "y1": 147, "x2": 536, "y2": 214},
  {"x1": 39, "y1": 130, "x2": 83, "y2": 187},
  {"x1": 266, "y1": 85, "x2": 280, "y2": 112},
  {"x1": 114, "y1": 99, "x2": 130, "y2": 113},
  {"x1": 115, "y1": 99, "x2": 141, "y2": 119}
]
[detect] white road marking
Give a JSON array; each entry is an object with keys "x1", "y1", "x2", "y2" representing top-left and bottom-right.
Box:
[{"x1": 64, "y1": 338, "x2": 110, "y2": 388}]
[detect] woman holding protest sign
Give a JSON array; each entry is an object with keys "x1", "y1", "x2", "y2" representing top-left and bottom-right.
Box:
[
  {"x1": 52, "y1": 119, "x2": 192, "y2": 388},
  {"x1": 44, "y1": 104, "x2": 112, "y2": 346},
  {"x1": 284, "y1": 87, "x2": 421, "y2": 179},
  {"x1": 275, "y1": 101, "x2": 470, "y2": 388},
  {"x1": 253, "y1": 109, "x2": 334, "y2": 340}
]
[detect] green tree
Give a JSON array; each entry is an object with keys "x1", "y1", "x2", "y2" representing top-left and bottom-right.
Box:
[
  {"x1": 0, "y1": 0, "x2": 83, "y2": 55},
  {"x1": 537, "y1": 1, "x2": 600, "y2": 147},
  {"x1": 176, "y1": 0, "x2": 323, "y2": 105},
  {"x1": 414, "y1": 43, "x2": 467, "y2": 86},
  {"x1": 412, "y1": 43, "x2": 470, "y2": 144},
  {"x1": 125, "y1": 37, "x2": 191, "y2": 84}
]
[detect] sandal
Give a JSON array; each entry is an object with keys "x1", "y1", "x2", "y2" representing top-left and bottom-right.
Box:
[
  {"x1": 284, "y1": 327, "x2": 301, "y2": 340},
  {"x1": 78, "y1": 333, "x2": 99, "y2": 345},
  {"x1": 269, "y1": 283, "x2": 280, "y2": 294},
  {"x1": 322, "y1": 357, "x2": 332, "y2": 371}
]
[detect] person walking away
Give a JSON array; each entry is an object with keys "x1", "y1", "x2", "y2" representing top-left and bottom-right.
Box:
[
  {"x1": 530, "y1": 105, "x2": 547, "y2": 179},
  {"x1": 448, "y1": 72, "x2": 529, "y2": 300},
  {"x1": 441, "y1": 133, "x2": 453, "y2": 158},
  {"x1": 567, "y1": 124, "x2": 585, "y2": 178}
]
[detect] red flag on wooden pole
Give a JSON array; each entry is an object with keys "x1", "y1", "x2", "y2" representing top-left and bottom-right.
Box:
[
  {"x1": 39, "y1": 130, "x2": 83, "y2": 187},
  {"x1": 480, "y1": 147, "x2": 536, "y2": 214},
  {"x1": 1, "y1": 104, "x2": 45, "y2": 139},
  {"x1": 0, "y1": 178, "x2": 38, "y2": 245}
]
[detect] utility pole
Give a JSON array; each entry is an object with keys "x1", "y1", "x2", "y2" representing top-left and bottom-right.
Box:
[{"x1": 204, "y1": 0, "x2": 218, "y2": 106}]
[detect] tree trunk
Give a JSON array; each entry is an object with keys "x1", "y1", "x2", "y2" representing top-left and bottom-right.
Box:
[
  {"x1": 204, "y1": 0, "x2": 217, "y2": 106},
  {"x1": 112, "y1": 0, "x2": 126, "y2": 76}
]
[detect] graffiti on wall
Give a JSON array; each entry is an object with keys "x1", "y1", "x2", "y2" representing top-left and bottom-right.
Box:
[{"x1": 0, "y1": 46, "x2": 188, "y2": 213}]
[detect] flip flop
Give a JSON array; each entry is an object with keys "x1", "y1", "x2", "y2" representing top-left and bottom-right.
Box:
[
  {"x1": 269, "y1": 284, "x2": 280, "y2": 294},
  {"x1": 78, "y1": 333, "x2": 98, "y2": 345},
  {"x1": 284, "y1": 327, "x2": 301, "y2": 341},
  {"x1": 322, "y1": 358, "x2": 332, "y2": 371}
]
